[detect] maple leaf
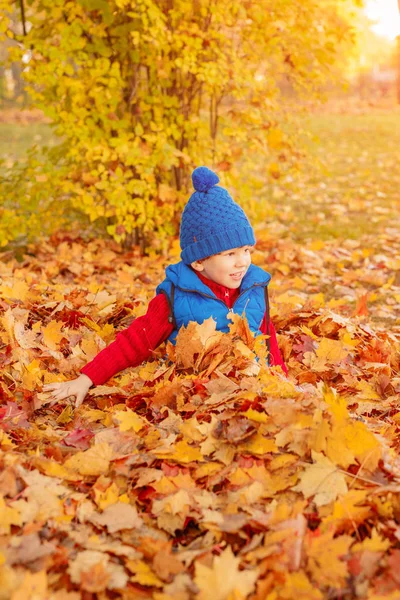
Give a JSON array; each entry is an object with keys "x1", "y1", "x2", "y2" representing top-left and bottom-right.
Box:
[
  {"x1": 93, "y1": 482, "x2": 120, "y2": 510},
  {"x1": 42, "y1": 320, "x2": 65, "y2": 351},
  {"x1": 352, "y1": 528, "x2": 391, "y2": 554},
  {"x1": 68, "y1": 550, "x2": 128, "y2": 590},
  {"x1": 114, "y1": 408, "x2": 146, "y2": 432},
  {"x1": 322, "y1": 489, "x2": 372, "y2": 531},
  {"x1": 0, "y1": 494, "x2": 22, "y2": 534},
  {"x1": 64, "y1": 442, "x2": 113, "y2": 476},
  {"x1": 152, "y1": 546, "x2": 185, "y2": 581},
  {"x1": 0, "y1": 280, "x2": 30, "y2": 302},
  {"x1": 62, "y1": 428, "x2": 94, "y2": 450},
  {"x1": 306, "y1": 530, "x2": 353, "y2": 589},
  {"x1": 154, "y1": 439, "x2": 203, "y2": 464},
  {"x1": 194, "y1": 546, "x2": 258, "y2": 600},
  {"x1": 1, "y1": 191, "x2": 400, "y2": 600},
  {"x1": 293, "y1": 451, "x2": 348, "y2": 506},
  {"x1": 272, "y1": 571, "x2": 323, "y2": 600},
  {"x1": 127, "y1": 559, "x2": 164, "y2": 588},
  {"x1": 89, "y1": 502, "x2": 143, "y2": 533},
  {"x1": 174, "y1": 318, "x2": 223, "y2": 369},
  {"x1": 228, "y1": 312, "x2": 255, "y2": 348},
  {"x1": 152, "y1": 489, "x2": 191, "y2": 517}
]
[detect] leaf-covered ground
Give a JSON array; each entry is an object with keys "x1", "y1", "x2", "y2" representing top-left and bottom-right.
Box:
[
  {"x1": 0, "y1": 224, "x2": 400, "y2": 599},
  {"x1": 1, "y1": 107, "x2": 400, "y2": 599}
]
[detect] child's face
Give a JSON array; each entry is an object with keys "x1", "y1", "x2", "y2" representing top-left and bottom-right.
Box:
[{"x1": 191, "y1": 245, "x2": 253, "y2": 289}]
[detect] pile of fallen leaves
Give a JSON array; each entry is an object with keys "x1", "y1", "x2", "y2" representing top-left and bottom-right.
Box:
[{"x1": 0, "y1": 233, "x2": 400, "y2": 600}]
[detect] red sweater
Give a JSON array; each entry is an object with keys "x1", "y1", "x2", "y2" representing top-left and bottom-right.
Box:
[{"x1": 81, "y1": 271, "x2": 287, "y2": 386}]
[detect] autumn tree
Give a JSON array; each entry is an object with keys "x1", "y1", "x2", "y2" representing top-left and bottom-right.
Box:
[{"x1": 0, "y1": 0, "x2": 360, "y2": 249}]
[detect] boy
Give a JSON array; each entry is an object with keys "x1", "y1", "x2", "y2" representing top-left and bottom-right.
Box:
[{"x1": 44, "y1": 166, "x2": 287, "y2": 407}]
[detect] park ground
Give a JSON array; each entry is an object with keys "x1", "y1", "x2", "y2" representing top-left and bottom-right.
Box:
[{"x1": 0, "y1": 101, "x2": 400, "y2": 598}]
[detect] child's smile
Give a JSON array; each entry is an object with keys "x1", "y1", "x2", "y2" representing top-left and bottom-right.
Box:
[{"x1": 192, "y1": 246, "x2": 253, "y2": 289}]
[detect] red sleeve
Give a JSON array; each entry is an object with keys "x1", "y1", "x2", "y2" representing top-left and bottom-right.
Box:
[
  {"x1": 260, "y1": 314, "x2": 288, "y2": 376},
  {"x1": 81, "y1": 294, "x2": 174, "y2": 386}
]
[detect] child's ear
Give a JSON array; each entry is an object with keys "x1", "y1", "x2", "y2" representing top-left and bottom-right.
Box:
[{"x1": 191, "y1": 260, "x2": 204, "y2": 272}]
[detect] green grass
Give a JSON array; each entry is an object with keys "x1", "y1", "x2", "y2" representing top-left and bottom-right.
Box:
[{"x1": 265, "y1": 111, "x2": 400, "y2": 243}]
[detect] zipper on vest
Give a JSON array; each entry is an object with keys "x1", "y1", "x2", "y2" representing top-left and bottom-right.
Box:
[{"x1": 231, "y1": 282, "x2": 265, "y2": 310}]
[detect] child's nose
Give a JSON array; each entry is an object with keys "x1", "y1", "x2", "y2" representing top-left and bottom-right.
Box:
[{"x1": 236, "y1": 252, "x2": 250, "y2": 267}]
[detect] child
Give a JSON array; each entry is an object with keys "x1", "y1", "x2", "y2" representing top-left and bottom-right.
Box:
[{"x1": 44, "y1": 167, "x2": 287, "y2": 407}]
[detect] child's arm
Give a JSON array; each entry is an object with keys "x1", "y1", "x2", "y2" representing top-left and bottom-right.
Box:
[
  {"x1": 43, "y1": 294, "x2": 174, "y2": 407},
  {"x1": 260, "y1": 316, "x2": 288, "y2": 375}
]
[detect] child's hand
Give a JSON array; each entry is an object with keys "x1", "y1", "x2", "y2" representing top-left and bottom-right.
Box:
[{"x1": 43, "y1": 373, "x2": 93, "y2": 408}]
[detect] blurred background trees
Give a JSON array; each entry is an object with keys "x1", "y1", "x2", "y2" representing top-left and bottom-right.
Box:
[{"x1": 0, "y1": 0, "x2": 398, "y2": 251}]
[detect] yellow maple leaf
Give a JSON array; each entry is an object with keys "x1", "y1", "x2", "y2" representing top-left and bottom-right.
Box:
[
  {"x1": 127, "y1": 560, "x2": 164, "y2": 588},
  {"x1": 306, "y1": 531, "x2": 352, "y2": 589},
  {"x1": 355, "y1": 379, "x2": 380, "y2": 400},
  {"x1": 195, "y1": 545, "x2": 258, "y2": 600},
  {"x1": 317, "y1": 338, "x2": 349, "y2": 364},
  {"x1": 80, "y1": 337, "x2": 101, "y2": 361},
  {"x1": 344, "y1": 420, "x2": 381, "y2": 473},
  {"x1": 0, "y1": 495, "x2": 21, "y2": 534},
  {"x1": 352, "y1": 528, "x2": 391, "y2": 554},
  {"x1": 35, "y1": 458, "x2": 79, "y2": 482},
  {"x1": 81, "y1": 408, "x2": 108, "y2": 423},
  {"x1": 0, "y1": 431, "x2": 14, "y2": 449},
  {"x1": 265, "y1": 571, "x2": 323, "y2": 600},
  {"x1": 323, "y1": 385, "x2": 348, "y2": 423},
  {"x1": 154, "y1": 489, "x2": 191, "y2": 516},
  {"x1": 325, "y1": 427, "x2": 355, "y2": 470},
  {"x1": 42, "y1": 320, "x2": 65, "y2": 351},
  {"x1": 64, "y1": 443, "x2": 113, "y2": 476},
  {"x1": 242, "y1": 408, "x2": 269, "y2": 424},
  {"x1": 155, "y1": 440, "x2": 203, "y2": 464},
  {"x1": 269, "y1": 454, "x2": 298, "y2": 471},
  {"x1": 94, "y1": 483, "x2": 120, "y2": 510},
  {"x1": 114, "y1": 409, "x2": 146, "y2": 432},
  {"x1": 241, "y1": 432, "x2": 277, "y2": 456},
  {"x1": 0, "y1": 280, "x2": 29, "y2": 302},
  {"x1": 21, "y1": 359, "x2": 43, "y2": 391},
  {"x1": 228, "y1": 468, "x2": 253, "y2": 487},
  {"x1": 340, "y1": 331, "x2": 361, "y2": 348},
  {"x1": 194, "y1": 462, "x2": 223, "y2": 479},
  {"x1": 293, "y1": 451, "x2": 347, "y2": 506},
  {"x1": 152, "y1": 476, "x2": 178, "y2": 495},
  {"x1": 322, "y1": 489, "x2": 371, "y2": 530}
]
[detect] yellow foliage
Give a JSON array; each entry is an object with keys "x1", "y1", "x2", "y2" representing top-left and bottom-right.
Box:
[
  {"x1": 293, "y1": 451, "x2": 348, "y2": 506},
  {"x1": 0, "y1": 0, "x2": 360, "y2": 248},
  {"x1": 64, "y1": 443, "x2": 113, "y2": 476},
  {"x1": 114, "y1": 409, "x2": 146, "y2": 433}
]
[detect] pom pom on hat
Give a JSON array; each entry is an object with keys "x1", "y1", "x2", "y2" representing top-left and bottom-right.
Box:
[{"x1": 192, "y1": 166, "x2": 219, "y2": 192}]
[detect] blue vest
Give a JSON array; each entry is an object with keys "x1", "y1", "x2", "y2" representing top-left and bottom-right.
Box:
[{"x1": 156, "y1": 262, "x2": 271, "y2": 344}]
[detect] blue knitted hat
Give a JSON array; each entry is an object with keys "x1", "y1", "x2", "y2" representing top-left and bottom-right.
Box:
[{"x1": 180, "y1": 166, "x2": 256, "y2": 264}]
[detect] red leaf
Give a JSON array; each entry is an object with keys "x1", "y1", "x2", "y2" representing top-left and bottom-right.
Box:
[{"x1": 62, "y1": 428, "x2": 94, "y2": 450}]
